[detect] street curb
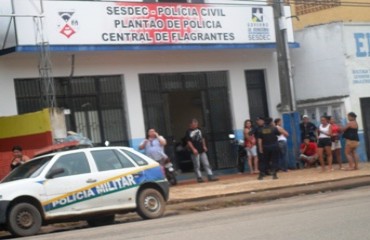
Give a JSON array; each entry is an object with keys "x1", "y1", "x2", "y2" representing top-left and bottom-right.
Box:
[{"x1": 168, "y1": 175, "x2": 370, "y2": 205}]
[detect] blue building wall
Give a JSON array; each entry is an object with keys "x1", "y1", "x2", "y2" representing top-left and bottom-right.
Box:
[
  {"x1": 357, "y1": 132, "x2": 367, "y2": 162},
  {"x1": 129, "y1": 138, "x2": 144, "y2": 152}
]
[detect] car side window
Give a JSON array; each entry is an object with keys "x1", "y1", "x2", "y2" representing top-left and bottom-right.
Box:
[
  {"x1": 49, "y1": 152, "x2": 90, "y2": 178},
  {"x1": 113, "y1": 150, "x2": 135, "y2": 168},
  {"x1": 91, "y1": 150, "x2": 130, "y2": 171},
  {"x1": 120, "y1": 149, "x2": 148, "y2": 166}
]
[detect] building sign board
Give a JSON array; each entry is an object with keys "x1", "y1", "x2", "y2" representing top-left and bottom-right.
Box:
[{"x1": 13, "y1": 1, "x2": 294, "y2": 46}]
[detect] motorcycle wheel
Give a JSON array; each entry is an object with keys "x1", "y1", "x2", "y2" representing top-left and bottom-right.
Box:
[{"x1": 166, "y1": 171, "x2": 177, "y2": 186}]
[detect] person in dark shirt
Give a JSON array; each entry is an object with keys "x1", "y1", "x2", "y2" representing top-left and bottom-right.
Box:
[
  {"x1": 185, "y1": 118, "x2": 218, "y2": 183},
  {"x1": 299, "y1": 115, "x2": 317, "y2": 142},
  {"x1": 342, "y1": 112, "x2": 360, "y2": 170},
  {"x1": 253, "y1": 117, "x2": 265, "y2": 173},
  {"x1": 253, "y1": 117, "x2": 265, "y2": 139},
  {"x1": 257, "y1": 117, "x2": 288, "y2": 180}
]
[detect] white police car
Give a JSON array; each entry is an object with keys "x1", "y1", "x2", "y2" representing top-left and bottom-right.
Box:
[{"x1": 0, "y1": 146, "x2": 169, "y2": 237}]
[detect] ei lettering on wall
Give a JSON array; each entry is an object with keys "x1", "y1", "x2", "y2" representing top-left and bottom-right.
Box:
[
  {"x1": 350, "y1": 26, "x2": 370, "y2": 84},
  {"x1": 354, "y1": 32, "x2": 370, "y2": 58}
]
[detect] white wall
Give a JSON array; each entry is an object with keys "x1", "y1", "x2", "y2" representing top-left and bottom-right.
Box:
[
  {"x1": 0, "y1": 53, "x2": 39, "y2": 116},
  {"x1": 291, "y1": 22, "x2": 349, "y2": 101},
  {"x1": 0, "y1": 0, "x2": 17, "y2": 48},
  {"x1": 291, "y1": 22, "x2": 370, "y2": 129},
  {"x1": 343, "y1": 23, "x2": 370, "y2": 129},
  {"x1": 0, "y1": 49, "x2": 280, "y2": 139}
]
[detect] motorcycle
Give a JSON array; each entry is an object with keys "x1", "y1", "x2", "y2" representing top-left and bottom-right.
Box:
[
  {"x1": 229, "y1": 134, "x2": 247, "y2": 173},
  {"x1": 162, "y1": 158, "x2": 177, "y2": 186}
]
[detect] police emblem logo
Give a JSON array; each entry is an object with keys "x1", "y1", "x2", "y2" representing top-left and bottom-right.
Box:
[
  {"x1": 58, "y1": 11, "x2": 79, "y2": 38},
  {"x1": 252, "y1": 8, "x2": 263, "y2": 23}
]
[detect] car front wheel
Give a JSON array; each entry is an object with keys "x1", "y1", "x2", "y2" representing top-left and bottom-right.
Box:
[
  {"x1": 137, "y1": 188, "x2": 165, "y2": 219},
  {"x1": 7, "y1": 203, "x2": 42, "y2": 237}
]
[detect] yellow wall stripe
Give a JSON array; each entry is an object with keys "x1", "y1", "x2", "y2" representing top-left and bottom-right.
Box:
[{"x1": 0, "y1": 108, "x2": 52, "y2": 138}]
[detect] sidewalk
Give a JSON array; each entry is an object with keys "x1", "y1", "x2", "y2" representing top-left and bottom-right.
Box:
[{"x1": 169, "y1": 163, "x2": 370, "y2": 203}]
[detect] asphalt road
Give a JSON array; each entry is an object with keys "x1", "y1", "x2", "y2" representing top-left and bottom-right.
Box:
[{"x1": 15, "y1": 186, "x2": 370, "y2": 240}]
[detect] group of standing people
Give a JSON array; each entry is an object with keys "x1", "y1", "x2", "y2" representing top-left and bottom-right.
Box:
[
  {"x1": 7, "y1": 112, "x2": 360, "y2": 184},
  {"x1": 243, "y1": 111, "x2": 361, "y2": 180},
  {"x1": 141, "y1": 112, "x2": 360, "y2": 183},
  {"x1": 243, "y1": 117, "x2": 289, "y2": 180},
  {"x1": 299, "y1": 112, "x2": 360, "y2": 172},
  {"x1": 140, "y1": 118, "x2": 218, "y2": 183}
]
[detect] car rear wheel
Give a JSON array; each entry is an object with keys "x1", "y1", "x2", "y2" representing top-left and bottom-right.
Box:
[
  {"x1": 7, "y1": 203, "x2": 42, "y2": 237},
  {"x1": 137, "y1": 188, "x2": 165, "y2": 219},
  {"x1": 87, "y1": 215, "x2": 115, "y2": 227}
]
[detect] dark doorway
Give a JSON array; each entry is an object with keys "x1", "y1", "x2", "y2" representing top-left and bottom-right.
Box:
[
  {"x1": 245, "y1": 70, "x2": 269, "y2": 120},
  {"x1": 139, "y1": 71, "x2": 234, "y2": 172},
  {"x1": 166, "y1": 91, "x2": 203, "y2": 172},
  {"x1": 167, "y1": 91, "x2": 203, "y2": 143},
  {"x1": 360, "y1": 98, "x2": 370, "y2": 160}
]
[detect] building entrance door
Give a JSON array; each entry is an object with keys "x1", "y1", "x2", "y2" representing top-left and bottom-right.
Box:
[
  {"x1": 139, "y1": 71, "x2": 234, "y2": 172},
  {"x1": 245, "y1": 70, "x2": 269, "y2": 120},
  {"x1": 164, "y1": 90, "x2": 204, "y2": 172},
  {"x1": 360, "y1": 98, "x2": 370, "y2": 160}
]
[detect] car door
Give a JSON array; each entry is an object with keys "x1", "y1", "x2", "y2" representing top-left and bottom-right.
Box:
[
  {"x1": 41, "y1": 152, "x2": 97, "y2": 216},
  {"x1": 88, "y1": 149, "x2": 139, "y2": 210}
]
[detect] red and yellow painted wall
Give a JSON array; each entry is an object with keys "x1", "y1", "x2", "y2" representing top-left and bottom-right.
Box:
[{"x1": 0, "y1": 109, "x2": 53, "y2": 179}]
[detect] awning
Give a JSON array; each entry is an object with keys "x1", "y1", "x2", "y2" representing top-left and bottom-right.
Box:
[{"x1": 1, "y1": 42, "x2": 300, "y2": 55}]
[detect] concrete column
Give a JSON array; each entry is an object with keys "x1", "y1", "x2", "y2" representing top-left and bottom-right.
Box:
[{"x1": 123, "y1": 72, "x2": 146, "y2": 149}]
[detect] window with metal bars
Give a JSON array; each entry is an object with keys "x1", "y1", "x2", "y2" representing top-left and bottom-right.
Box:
[{"x1": 14, "y1": 75, "x2": 129, "y2": 147}]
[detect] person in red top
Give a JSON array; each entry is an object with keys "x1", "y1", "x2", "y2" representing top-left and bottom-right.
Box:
[
  {"x1": 329, "y1": 116, "x2": 343, "y2": 170},
  {"x1": 243, "y1": 119, "x2": 259, "y2": 174},
  {"x1": 299, "y1": 136, "x2": 318, "y2": 168}
]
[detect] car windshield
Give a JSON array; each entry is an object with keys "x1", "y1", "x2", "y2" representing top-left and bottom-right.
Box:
[{"x1": 1, "y1": 156, "x2": 53, "y2": 183}]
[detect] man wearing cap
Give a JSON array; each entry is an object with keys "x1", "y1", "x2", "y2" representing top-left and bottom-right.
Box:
[{"x1": 299, "y1": 115, "x2": 317, "y2": 142}]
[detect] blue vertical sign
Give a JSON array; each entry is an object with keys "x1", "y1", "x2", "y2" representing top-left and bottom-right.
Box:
[{"x1": 282, "y1": 112, "x2": 301, "y2": 169}]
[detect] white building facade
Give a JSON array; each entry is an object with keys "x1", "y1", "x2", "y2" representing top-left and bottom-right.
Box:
[
  {"x1": 292, "y1": 22, "x2": 370, "y2": 161},
  {"x1": 0, "y1": 0, "x2": 296, "y2": 170}
]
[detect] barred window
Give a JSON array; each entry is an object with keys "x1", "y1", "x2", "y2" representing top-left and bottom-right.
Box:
[{"x1": 295, "y1": 0, "x2": 341, "y2": 15}]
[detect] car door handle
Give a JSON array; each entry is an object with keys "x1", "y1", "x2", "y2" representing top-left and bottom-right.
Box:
[{"x1": 86, "y1": 178, "x2": 97, "y2": 183}]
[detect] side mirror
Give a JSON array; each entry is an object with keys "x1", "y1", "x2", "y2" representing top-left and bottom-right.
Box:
[{"x1": 46, "y1": 168, "x2": 65, "y2": 179}]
